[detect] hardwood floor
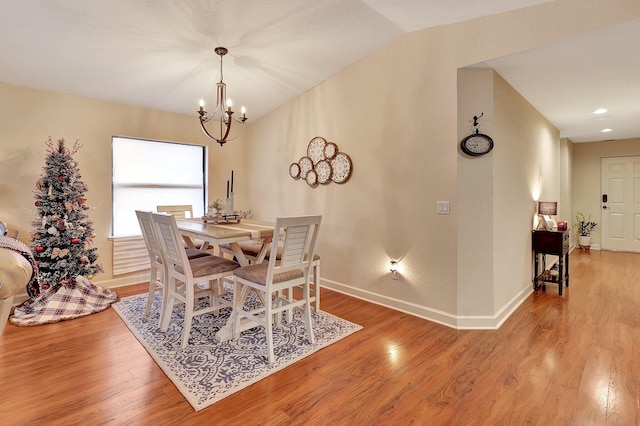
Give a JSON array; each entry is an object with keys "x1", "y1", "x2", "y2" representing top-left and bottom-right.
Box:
[{"x1": 1, "y1": 249, "x2": 639, "y2": 425}]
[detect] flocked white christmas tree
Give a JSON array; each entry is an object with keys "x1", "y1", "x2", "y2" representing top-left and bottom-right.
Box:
[
  {"x1": 29, "y1": 138, "x2": 102, "y2": 295},
  {"x1": 11, "y1": 137, "x2": 116, "y2": 326}
]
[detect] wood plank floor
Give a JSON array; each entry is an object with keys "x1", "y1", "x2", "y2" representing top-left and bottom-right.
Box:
[{"x1": 1, "y1": 249, "x2": 639, "y2": 425}]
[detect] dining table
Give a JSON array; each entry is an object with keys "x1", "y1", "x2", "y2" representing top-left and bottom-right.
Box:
[{"x1": 176, "y1": 218, "x2": 275, "y2": 267}]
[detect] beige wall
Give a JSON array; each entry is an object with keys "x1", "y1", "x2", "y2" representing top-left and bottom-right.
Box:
[
  {"x1": 1, "y1": 0, "x2": 639, "y2": 326},
  {"x1": 457, "y1": 69, "x2": 566, "y2": 324},
  {"x1": 243, "y1": 0, "x2": 640, "y2": 327},
  {"x1": 0, "y1": 81, "x2": 247, "y2": 288},
  {"x1": 572, "y1": 137, "x2": 640, "y2": 249}
]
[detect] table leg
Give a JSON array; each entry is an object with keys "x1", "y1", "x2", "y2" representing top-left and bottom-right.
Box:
[
  {"x1": 533, "y1": 254, "x2": 537, "y2": 290},
  {"x1": 558, "y1": 256, "x2": 563, "y2": 296},
  {"x1": 565, "y1": 252, "x2": 570, "y2": 287}
]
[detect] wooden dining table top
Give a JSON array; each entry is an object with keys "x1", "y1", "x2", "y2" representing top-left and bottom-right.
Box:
[{"x1": 175, "y1": 218, "x2": 275, "y2": 243}]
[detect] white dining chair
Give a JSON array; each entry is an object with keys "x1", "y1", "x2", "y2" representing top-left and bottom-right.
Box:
[
  {"x1": 135, "y1": 210, "x2": 210, "y2": 326},
  {"x1": 220, "y1": 239, "x2": 321, "y2": 312},
  {"x1": 231, "y1": 215, "x2": 321, "y2": 363},
  {"x1": 156, "y1": 204, "x2": 195, "y2": 219},
  {"x1": 152, "y1": 212, "x2": 240, "y2": 348},
  {"x1": 156, "y1": 205, "x2": 208, "y2": 250}
]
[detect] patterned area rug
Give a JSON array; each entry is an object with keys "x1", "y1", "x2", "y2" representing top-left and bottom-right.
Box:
[{"x1": 112, "y1": 291, "x2": 361, "y2": 411}]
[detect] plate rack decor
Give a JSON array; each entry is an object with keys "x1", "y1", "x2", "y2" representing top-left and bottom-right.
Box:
[{"x1": 289, "y1": 136, "x2": 352, "y2": 187}]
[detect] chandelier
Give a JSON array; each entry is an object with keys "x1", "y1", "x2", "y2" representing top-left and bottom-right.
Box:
[{"x1": 198, "y1": 47, "x2": 247, "y2": 146}]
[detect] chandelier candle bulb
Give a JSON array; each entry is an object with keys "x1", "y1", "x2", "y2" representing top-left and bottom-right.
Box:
[{"x1": 231, "y1": 170, "x2": 234, "y2": 193}]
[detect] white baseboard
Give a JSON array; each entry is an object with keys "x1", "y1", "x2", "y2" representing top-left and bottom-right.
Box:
[{"x1": 321, "y1": 278, "x2": 533, "y2": 330}]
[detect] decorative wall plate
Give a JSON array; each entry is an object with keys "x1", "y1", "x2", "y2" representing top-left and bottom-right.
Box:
[
  {"x1": 289, "y1": 163, "x2": 300, "y2": 179},
  {"x1": 305, "y1": 169, "x2": 318, "y2": 186},
  {"x1": 299, "y1": 156, "x2": 313, "y2": 178},
  {"x1": 330, "y1": 152, "x2": 352, "y2": 183},
  {"x1": 324, "y1": 142, "x2": 338, "y2": 160},
  {"x1": 307, "y1": 137, "x2": 327, "y2": 164},
  {"x1": 315, "y1": 160, "x2": 332, "y2": 184}
]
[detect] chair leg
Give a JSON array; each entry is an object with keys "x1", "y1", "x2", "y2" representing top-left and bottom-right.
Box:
[
  {"x1": 144, "y1": 282, "x2": 155, "y2": 316},
  {"x1": 303, "y1": 282, "x2": 315, "y2": 345},
  {"x1": 313, "y1": 261, "x2": 320, "y2": 312},
  {"x1": 181, "y1": 291, "x2": 195, "y2": 349},
  {"x1": 160, "y1": 276, "x2": 176, "y2": 331},
  {"x1": 232, "y1": 279, "x2": 249, "y2": 340},
  {"x1": 266, "y1": 292, "x2": 275, "y2": 363},
  {"x1": 157, "y1": 266, "x2": 170, "y2": 327}
]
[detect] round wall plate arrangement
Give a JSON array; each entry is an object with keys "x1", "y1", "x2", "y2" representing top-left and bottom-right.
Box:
[
  {"x1": 315, "y1": 159, "x2": 332, "y2": 184},
  {"x1": 298, "y1": 156, "x2": 313, "y2": 178},
  {"x1": 307, "y1": 136, "x2": 327, "y2": 164},
  {"x1": 289, "y1": 136, "x2": 353, "y2": 186},
  {"x1": 289, "y1": 163, "x2": 300, "y2": 179},
  {"x1": 330, "y1": 152, "x2": 352, "y2": 183}
]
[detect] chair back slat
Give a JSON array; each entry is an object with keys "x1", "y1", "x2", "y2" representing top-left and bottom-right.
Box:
[
  {"x1": 136, "y1": 210, "x2": 162, "y2": 259},
  {"x1": 151, "y1": 212, "x2": 190, "y2": 274},
  {"x1": 268, "y1": 216, "x2": 321, "y2": 282},
  {"x1": 156, "y1": 204, "x2": 194, "y2": 219},
  {"x1": 280, "y1": 225, "x2": 309, "y2": 266}
]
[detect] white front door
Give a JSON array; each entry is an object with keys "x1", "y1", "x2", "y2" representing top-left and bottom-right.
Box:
[{"x1": 601, "y1": 156, "x2": 640, "y2": 252}]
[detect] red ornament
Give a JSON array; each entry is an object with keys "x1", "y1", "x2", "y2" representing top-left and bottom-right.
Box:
[
  {"x1": 36, "y1": 245, "x2": 44, "y2": 253},
  {"x1": 35, "y1": 200, "x2": 41, "y2": 206},
  {"x1": 71, "y1": 237, "x2": 80, "y2": 244},
  {"x1": 57, "y1": 176, "x2": 66, "y2": 181},
  {"x1": 77, "y1": 197, "x2": 85, "y2": 203}
]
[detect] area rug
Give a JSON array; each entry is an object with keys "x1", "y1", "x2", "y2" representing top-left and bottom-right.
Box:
[{"x1": 112, "y1": 291, "x2": 361, "y2": 411}]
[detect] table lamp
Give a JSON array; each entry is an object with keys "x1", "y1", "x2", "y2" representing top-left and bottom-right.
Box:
[{"x1": 537, "y1": 201, "x2": 557, "y2": 230}]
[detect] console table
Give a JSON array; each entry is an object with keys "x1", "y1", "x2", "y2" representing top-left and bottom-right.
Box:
[{"x1": 532, "y1": 229, "x2": 570, "y2": 295}]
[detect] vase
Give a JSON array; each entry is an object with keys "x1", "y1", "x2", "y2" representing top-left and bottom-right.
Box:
[{"x1": 579, "y1": 235, "x2": 591, "y2": 250}]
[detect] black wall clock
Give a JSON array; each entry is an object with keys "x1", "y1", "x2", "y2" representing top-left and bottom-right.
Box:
[
  {"x1": 460, "y1": 132, "x2": 494, "y2": 156},
  {"x1": 460, "y1": 113, "x2": 494, "y2": 157}
]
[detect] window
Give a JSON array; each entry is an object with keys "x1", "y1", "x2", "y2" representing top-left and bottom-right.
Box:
[{"x1": 112, "y1": 137, "x2": 207, "y2": 237}]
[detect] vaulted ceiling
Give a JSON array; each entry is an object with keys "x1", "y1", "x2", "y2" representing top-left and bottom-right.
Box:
[{"x1": 1, "y1": 1, "x2": 638, "y2": 143}]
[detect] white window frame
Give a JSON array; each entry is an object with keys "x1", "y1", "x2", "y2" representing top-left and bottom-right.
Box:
[{"x1": 112, "y1": 136, "x2": 207, "y2": 237}]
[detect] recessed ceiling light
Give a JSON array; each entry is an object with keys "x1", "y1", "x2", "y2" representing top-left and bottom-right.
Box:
[
  {"x1": 601, "y1": 128, "x2": 613, "y2": 133},
  {"x1": 594, "y1": 108, "x2": 608, "y2": 114}
]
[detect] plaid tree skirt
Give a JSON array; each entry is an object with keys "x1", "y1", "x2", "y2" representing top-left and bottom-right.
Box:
[{"x1": 10, "y1": 275, "x2": 118, "y2": 326}]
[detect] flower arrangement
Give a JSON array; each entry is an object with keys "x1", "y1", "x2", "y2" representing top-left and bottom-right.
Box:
[
  {"x1": 575, "y1": 212, "x2": 597, "y2": 236},
  {"x1": 208, "y1": 199, "x2": 224, "y2": 215}
]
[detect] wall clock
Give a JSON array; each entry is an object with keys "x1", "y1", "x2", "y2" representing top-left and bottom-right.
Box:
[
  {"x1": 460, "y1": 112, "x2": 494, "y2": 157},
  {"x1": 460, "y1": 132, "x2": 494, "y2": 156}
]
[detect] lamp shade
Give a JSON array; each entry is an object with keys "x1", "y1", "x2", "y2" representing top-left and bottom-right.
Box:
[{"x1": 538, "y1": 201, "x2": 557, "y2": 215}]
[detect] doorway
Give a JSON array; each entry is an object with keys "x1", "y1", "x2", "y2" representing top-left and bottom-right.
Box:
[{"x1": 601, "y1": 156, "x2": 640, "y2": 252}]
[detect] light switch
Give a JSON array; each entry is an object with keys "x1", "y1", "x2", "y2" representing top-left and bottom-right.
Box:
[{"x1": 437, "y1": 201, "x2": 450, "y2": 214}]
